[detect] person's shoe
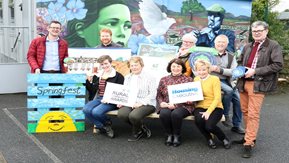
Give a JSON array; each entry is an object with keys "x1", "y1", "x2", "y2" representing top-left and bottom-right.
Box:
[
  {"x1": 165, "y1": 135, "x2": 173, "y2": 146},
  {"x1": 128, "y1": 130, "x2": 145, "y2": 142},
  {"x1": 231, "y1": 126, "x2": 245, "y2": 134},
  {"x1": 233, "y1": 138, "x2": 256, "y2": 145},
  {"x1": 232, "y1": 138, "x2": 245, "y2": 144},
  {"x1": 172, "y1": 135, "x2": 181, "y2": 147},
  {"x1": 222, "y1": 115, "x2": 233, "y2": 127},
  {"x1": 103, "y1": 124, "x2": 114, "y2": 138},
  {"x1": 223, "y1": 138, "x2": 231, "y2": 149},
  {"x1": 242, "y1": 145, "x2": 252, "y2": 158},
  {"x1": 142, "y1": 125, "x2": 152, "y2": 138},
  {"x1": 208, "y1": 139, "x2": 217, "y2": 149}
]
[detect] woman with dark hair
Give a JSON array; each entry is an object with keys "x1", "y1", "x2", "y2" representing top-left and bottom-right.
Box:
[
  {"x1": 65, "y1": 0, "x2": 132, "y2": 47},
  {"x1": 156, "y1": 58, "x2": 194, "y2": 147},
  {"x1": 83, "y1": 55, "x2": 124, "y2": 138}
]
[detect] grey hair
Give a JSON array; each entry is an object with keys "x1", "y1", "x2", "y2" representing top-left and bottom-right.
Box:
[
  {"x1": 214, "y1": 34, "x2": 229, "y2": 44},
  {"x1": 251, "y1": 21, "x2": 269, "y2": 30},
  {"x1": 182, "y1": 33, "x2": 198, "y2": 43}
]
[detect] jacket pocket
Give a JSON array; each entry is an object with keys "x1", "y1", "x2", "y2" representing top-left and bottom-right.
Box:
[{"x1": 256, "y1": 76, "x2": 276, "y2": 92}]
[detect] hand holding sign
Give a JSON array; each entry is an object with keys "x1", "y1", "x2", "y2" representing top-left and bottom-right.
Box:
[{"x1": 167, "y1": 81, "x2": 203, "y2": 104}]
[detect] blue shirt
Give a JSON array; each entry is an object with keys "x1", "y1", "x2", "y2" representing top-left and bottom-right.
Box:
[{"x1": 42, "y1": 38, "x2": 60, "y2": 71}]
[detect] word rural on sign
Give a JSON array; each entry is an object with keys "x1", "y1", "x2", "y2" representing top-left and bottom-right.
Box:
[
  {"x1": 103, "y1": 83, "x2": 137, "y2": 107},
  {"x1": 168, "y1": 81, "x2": 204, "y2": 104}
]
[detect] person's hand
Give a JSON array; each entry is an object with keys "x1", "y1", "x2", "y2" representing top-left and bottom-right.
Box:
[
  {"x1": 160, "y1": 102, "x2": 175, "y2": 109},
  {"x1": 133, "y1": 103, "x2": 143, "y2": 108},
  {"x1": 117, "y1": 104, "x2": 123, "y2": 108},
  {"x1": 101, "y1": 99, "x2": 108, "y2": 104},
  {"x1": 160, "y1": 102, "x2": 168, "y2": 108},
  {"x1": 87, "y1": 75, "x2": 93, "y2": 82},
  {"x1": 210, "y1": 65, "x2": 220, "y2": 73},
  {"x1": 35, "y1": 68, "x2": 40, "y2": 74},
  {"x1": 186, "y1": 101, "x2": 193, "y2": 105},
  {"x1": 245, "y1": 68, "x2": 255, "y2": 78},
  {"x1": 200, "y1": 27, "x2": 212, "y2": 35},
  {"x1": 200, "y1": 111, "x2": 210, "y2": 120},
  {"x1": 167, "y1": 103, "x2": 176, "y2": 110}
]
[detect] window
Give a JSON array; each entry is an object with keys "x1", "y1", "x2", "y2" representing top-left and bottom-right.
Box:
[
  {"x1": 9, "y1": 0, "x2": 14, "y2": 23},
  {"x1": 0, "y1": 0, "x2": 3, "y2": 23}
]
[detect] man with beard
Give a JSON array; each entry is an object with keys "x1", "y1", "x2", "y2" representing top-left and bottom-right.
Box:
[{"x1": 96, "y1": 28, "x2": 123, "y2": 48}]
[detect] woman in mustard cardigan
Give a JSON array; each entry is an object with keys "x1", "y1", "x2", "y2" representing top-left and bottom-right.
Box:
[{"x1": 193, "y1": 59, "x2": 231, "y2": 149}]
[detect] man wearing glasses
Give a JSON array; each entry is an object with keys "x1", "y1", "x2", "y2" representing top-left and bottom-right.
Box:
[
  {"x1": 234, "y1": 21, "x2": 283, "y2": 158},
  {"x1": 27, "y1": 20, "x2": 68, "y2": 74}
]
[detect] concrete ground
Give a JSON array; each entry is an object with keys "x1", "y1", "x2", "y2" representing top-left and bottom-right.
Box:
[{"x1": 1, "y1": 88, "x2": 289, "y2": 163}]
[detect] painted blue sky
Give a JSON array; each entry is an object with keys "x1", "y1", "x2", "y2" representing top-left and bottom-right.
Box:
[{"x1": 153, "y1": 0, "x2": 252, "y2": 17}]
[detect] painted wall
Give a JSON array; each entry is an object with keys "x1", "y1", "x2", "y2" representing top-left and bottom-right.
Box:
[{"x1": 36, "y1": 0, "x2": 252, "y2": 55}]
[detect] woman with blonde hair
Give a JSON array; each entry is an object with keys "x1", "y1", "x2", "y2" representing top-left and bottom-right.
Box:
[
  {"x1": 118, "y1": 56, "x2": 157, "y2": 142},
  {"x1": 193, "y1": 59, "x2": 230, "y2": 149}
]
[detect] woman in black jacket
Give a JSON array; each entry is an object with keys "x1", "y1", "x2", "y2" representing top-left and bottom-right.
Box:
[{"x1": 83, "y1": 55, "x2": 124, "y2": 138}]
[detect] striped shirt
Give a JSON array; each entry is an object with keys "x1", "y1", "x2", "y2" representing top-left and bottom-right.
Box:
[
  {"x1": 98, "y1": 79, "x2": 106, "y2": 96},
  {"x1": 124, "y1": 71, "x2": 157, "y2": 107}
]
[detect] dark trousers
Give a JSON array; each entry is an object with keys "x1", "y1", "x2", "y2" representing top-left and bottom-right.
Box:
[
  {"x1": 159, "y1": 108, "x2": 190, "y2": 135},
  {"x1": 194, "y1": 108, "x2": 226, "y2": 141},
  {"x1": 118, "y1": 105, "x2": 155, "y2": 133}
]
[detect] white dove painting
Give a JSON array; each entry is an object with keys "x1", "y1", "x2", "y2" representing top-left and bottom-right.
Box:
[{"x1": 139, "y1": 0, "x2": 176, "y2": 36}]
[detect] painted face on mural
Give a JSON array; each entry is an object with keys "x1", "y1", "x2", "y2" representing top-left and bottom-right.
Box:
[
  {"x1": 207, "y1": 12, "x2": 223, "y2": 31},
  {"x1": 81, "y1": 4, "x2": 132, "y2": 47}
]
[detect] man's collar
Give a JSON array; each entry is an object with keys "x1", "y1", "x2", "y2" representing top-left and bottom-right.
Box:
[
  {"x1": 218, "y1": 51, "x2": 227, "y2": 57},
  {"x1": 46, "y1": 36, "x2": 59, "y2": 42},
  {"x1": 102, "y1": 41, "x2": 112, "y2": 47}
]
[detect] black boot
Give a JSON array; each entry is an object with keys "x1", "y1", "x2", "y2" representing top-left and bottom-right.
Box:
[
  {"x1": 223, "y1": 138, "x2": 231, "y2": 149},
  {"x1": 142, "y1": 125, "x2": 152, "y2": 138},
  {"x1": 165, "y1": 135, "x2": 173, "y2": 146},
  {"x1": 208, "y1": 139, "x2": 217, "y2": 149},
  {"x1": 103, "y1": 123, "x2": 114, "y2": 138},
  {"x1": 173, "y1": 135, "x2": 181, "y2": 147},
  {"x1": 128, "y1": 130, "x2": 145, "y2": 142}
]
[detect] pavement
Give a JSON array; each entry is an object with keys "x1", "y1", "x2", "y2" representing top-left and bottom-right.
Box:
[{"x1": 1, "y1": 88, "x2": 289, "y2": 163}]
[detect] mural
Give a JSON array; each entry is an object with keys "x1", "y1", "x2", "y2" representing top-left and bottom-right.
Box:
[{"x1": 36, "y1": 0, "x2": 252, "y2": 55}]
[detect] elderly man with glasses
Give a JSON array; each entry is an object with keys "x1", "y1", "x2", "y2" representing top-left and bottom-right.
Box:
[{"x1": 234, "y1": 21, "x2": 283, "y2": 158}]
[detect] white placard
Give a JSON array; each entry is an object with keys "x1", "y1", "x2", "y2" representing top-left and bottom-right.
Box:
[
  {"x1": 103, "y1": 82, "x2": 137, "y2": 107},
  {"x1": 167, "y1": 81, "x2": 203, "y2": 104}
]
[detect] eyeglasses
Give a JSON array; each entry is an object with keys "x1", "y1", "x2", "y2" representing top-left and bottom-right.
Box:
[
  {"x1": 49, "y1": 27, "x2": 61, "y2": 30},
  {"x1": 252, "y1": 29, "x2": 265, "y2": 33}
]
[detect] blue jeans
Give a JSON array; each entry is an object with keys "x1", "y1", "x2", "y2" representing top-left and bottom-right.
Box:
[
  {"x1": 221, "y1": 80, "x2": 242, "y2": 127},
  {"x1": 83, "y1": 96, "x2": 117, "y2": 128}
]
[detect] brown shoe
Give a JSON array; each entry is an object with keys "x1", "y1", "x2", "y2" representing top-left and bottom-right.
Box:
[{"x1": 242, "y1": 145, "x2": 252, "y2": 158}]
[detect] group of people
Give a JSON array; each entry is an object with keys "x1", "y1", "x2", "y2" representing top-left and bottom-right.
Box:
[{"x1": 27, "y1": 20, "x2": 283, "y2": 158}]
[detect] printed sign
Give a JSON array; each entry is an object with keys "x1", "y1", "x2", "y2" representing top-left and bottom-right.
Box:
[
  {"x1": 103, "y1": 82, "x2": 137, "y2": 107},
  {"x1": 168, "y1": 81, "x2": 203, "y2": 104}
]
